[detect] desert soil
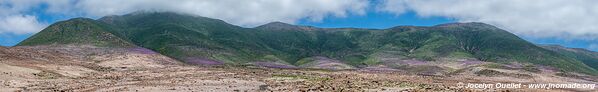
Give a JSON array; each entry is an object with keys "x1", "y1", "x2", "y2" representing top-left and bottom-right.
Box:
[{"x1": 0, "y1": 45, "x2": 596, "y2": 92}]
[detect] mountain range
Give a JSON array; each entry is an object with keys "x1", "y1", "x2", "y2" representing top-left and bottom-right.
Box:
[{"x1": 17, "y1": 12, "x2": 598, "y2": 75}]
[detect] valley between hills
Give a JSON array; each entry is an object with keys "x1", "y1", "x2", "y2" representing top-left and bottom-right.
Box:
[{"x1": 0, "y1": 12, "x2": 597, "y2": 91}]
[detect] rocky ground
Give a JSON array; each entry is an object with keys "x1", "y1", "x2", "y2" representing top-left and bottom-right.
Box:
[{"x1": 0, "y1": 45, "x2": 596, "y2": 92}]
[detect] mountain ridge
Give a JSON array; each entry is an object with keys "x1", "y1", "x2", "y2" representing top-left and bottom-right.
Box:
[
  {"x1": 17, "y1": 12, "x2": 598, "y2": 75},
  {"x1": 256, "y1": 21, "x2": 321, "y2": 31},
  {"x1": 18, "y1": 18, "x2": 136, "y2": 47},
  {"x1": 541, "y1": 44, "x2": 598, "y2": 70}
]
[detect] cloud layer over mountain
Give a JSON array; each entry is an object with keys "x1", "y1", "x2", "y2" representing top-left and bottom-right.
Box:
[
  {"x1": 378, "y1": 0, "x2": 598, "y2": 40},
  {"x1": 1, "y1": 0, "x2": 597, "y2": 44},
  {"x1": 0, "y1": 0, "x2": 368, "y2": 34}
]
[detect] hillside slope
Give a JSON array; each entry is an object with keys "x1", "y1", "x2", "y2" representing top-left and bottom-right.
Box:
[
  {"x1": 542, "y1": 45, "x2": 598, "y2": 70},
  {"x1": 18, "y1": 12, "x2": 598, "y2": 75},
  {"x1": 18, "y1": 18, "x2": 135, "y2": 47}
]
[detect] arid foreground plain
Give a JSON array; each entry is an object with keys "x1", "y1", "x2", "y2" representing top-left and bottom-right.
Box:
[{"x1": 1, "y1": 45, "x2": 596, "y2": 92}]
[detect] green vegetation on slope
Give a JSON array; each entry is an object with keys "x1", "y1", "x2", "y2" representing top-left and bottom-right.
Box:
[
  {"x1": 18, "y1": 18, "x2": 134, "y2": 47},
  {"x1": 18, "y1": 12, "x2": 598, "y2": 75},
  {"x1": 541, "y1": 45, "x2": 598, "y2": 70},
  {"x1": 99, "y1": 12, "x2": 275, "y2": 64}
]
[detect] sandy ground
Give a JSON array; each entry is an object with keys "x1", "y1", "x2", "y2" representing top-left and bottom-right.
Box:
[{"x1": 0, "y1": 45, "x2": 597, "y2": 92}]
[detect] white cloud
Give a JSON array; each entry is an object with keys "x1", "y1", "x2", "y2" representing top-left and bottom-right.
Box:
[
  {"x1": 0, "y1": 15, "x2": 46, "y2": 34},
  {"x1": 3, "y1": 0, "x2": 598, "y2": 42},
  {"x1": 0, "y1": 0, "x2": 369, "y2": 34},
  {"x1": 71, "y1": 0, "x2": 369, "y2": 26},
  {"x1": 0, "y1": 0, "x2": 47, "y2": 34},
  {"x1": 379, "y1": 0, "x2": 598, "y2": 40},
  {"x1": 59, "y1": 0, "x2": 367, "y2": 26}
]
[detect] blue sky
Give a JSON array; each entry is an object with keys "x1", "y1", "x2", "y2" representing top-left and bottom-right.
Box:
[
  {"x1": 298, "y1": 11, "x2": 455, "y2": 29},
  {"x1": 0, "y1": 0, "x2": 597, "y2": 51}
]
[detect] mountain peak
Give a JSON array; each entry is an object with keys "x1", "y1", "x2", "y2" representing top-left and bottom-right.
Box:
[
  {"x1": 69, "y1": 17, "x2": 96, "y2": 21},
  {"x1": 17, "y1": 18, "x2": 135, "y2": 47},
  {"x1": 256, "y1": 21, "x2": 318, "y2": 31},
  {"x1": 434, "y1": 22, "x2": 487, "y2": 26},
  {"x1": 256, "y1": 22, "x2": 296, "y2": 29},
  {"x1": 265, "y1": 21, "x2": 293, "y2": 26},
  {"x1": 541, "y1": 44, "x2": 596, "y2": 53},
  {"x1": 434, "y1": 22, "x2": 499, "y2": 29}
]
